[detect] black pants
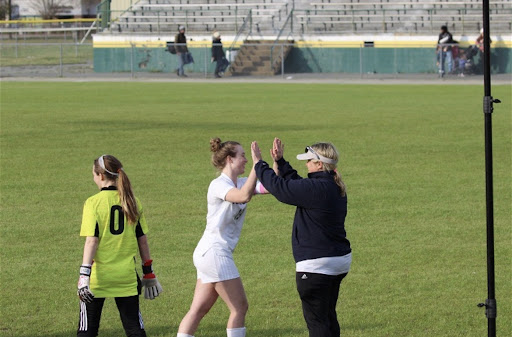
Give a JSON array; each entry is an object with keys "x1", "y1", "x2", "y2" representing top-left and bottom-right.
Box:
[
  {"x1": 296, "y1": 272, "x2": 348, "y2": 337},
  {"x1": 77, "y1": 295, "x2": 146, "y2": 337},
  {"x1": 215, "y1": 58, "x2": 228, "y2": 75}
]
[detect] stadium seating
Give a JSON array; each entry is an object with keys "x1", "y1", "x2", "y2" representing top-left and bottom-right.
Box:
[
  {"x1": 104, "y1": 0, "x2": 512, "y2": 35},
  {"x1": 295, "y1": 0, "x2": 512, "y2": 34},
  {"x1": 109, "y1": 0, "x2": 290, "y2": 34}
]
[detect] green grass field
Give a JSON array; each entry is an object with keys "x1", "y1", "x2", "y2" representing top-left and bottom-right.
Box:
[
  {"x1": 1, "y1": 82, "x2": 510, "y2": 337},
  {"x1": 0, "y1": 43, "x2": 93, "y2": 67}
]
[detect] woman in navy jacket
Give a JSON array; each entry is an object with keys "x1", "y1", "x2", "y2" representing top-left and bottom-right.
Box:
[{"x1": 254, "y1": 138, "x2": 351, "y2": 337}]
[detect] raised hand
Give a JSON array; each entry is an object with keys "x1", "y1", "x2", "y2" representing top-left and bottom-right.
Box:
[
  {"x1": 270, "y1": 138, "x2": 284, "y2": 161},
  {"x1": 251, "y1": 141, "x2": 262, "y2": 163}
]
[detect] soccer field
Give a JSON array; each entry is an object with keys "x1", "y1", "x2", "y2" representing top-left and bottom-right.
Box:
[{"x1": 1, "y1": 82, "x2": 510, "y2": 337}]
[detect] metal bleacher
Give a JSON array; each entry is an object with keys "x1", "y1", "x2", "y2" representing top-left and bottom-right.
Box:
[
  {"x1": 294, "y1": 0, "x2": 512, "y2": 34},
  {"x1": 104, "y1": 0, "x2": 512, "y2": 35},
  {"x1": 108, "y1": 0, "x2": 290, "y2": 34}
]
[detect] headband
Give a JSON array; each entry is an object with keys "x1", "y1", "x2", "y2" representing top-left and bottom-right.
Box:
[{"x1": 98, "y1": 155, "x2": 121, "y2": 176}]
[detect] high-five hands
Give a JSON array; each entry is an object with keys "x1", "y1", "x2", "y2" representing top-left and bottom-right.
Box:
[
  {"x1": 251, "y1": 141, "x2": 262, "y2": 163},
  {"x1": 270, "y1": 138, "x2": 284, "y2": 162}
]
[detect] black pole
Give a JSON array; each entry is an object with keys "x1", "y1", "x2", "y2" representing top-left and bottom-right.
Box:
[{"x1": 478, "y1": 0, "x2": 500, "y2": 336}]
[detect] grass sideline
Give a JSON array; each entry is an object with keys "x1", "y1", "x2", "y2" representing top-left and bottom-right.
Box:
[
  {"x1": 0, "y1": 43, "x2": 93, "y2": 67},
  {"x1": 0, "y1": 82, "x2": 510, "y2": 337}
]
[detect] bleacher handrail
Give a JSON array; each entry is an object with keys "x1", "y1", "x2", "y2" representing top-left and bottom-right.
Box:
[
  {"x1": 229, "y1": 9, "x2": 253, "y2": 53},
  {"x1": 270, "y1": 9, "x2": 294, "y2": 72}
]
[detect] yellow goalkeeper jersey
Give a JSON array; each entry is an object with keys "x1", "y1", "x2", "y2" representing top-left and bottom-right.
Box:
[{"x1": 80, "y1": 186, "x2": 149, "y2": 297}]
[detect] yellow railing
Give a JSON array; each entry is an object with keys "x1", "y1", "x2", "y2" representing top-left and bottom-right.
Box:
[{"x1": 0, "y1": 19, "x2": 96, "y2": 24}]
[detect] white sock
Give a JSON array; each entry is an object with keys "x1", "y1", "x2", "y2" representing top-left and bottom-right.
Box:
[
  {"x1": 226, "y1": 327, "x2": 246, "y2": 337},
  {"x1": 177, "y1": 334, "x2": 194, "y2": 337}
]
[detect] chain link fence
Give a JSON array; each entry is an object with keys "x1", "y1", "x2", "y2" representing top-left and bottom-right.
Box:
[{"x1": 1, "y1": 41, "x2": 508, "y2": 79}]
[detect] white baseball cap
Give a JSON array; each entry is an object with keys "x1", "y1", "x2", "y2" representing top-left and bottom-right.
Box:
[
  {"x1": 179, "y1": 26, "x2": 185, "y2": 30},
  {"x1": 297, "y1": 146, "x2": 338, "y2": 165}
]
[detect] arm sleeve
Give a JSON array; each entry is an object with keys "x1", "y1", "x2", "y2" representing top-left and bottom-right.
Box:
[
  {"x1": 254, "y1": 181, "x2": 267, "y2": 194},
  {"x1": 255, "y1": 160, "x2": 313, "y2": 207},
  {"x1": 276, "y1": 158, "x2": 302, "y2": 180},
  {"x1": 209, "y1": 178, "x2": 236, "y2": 201},
  {"x1": 439, "y1": 36, "x2": 450, "y2": 44},
  {"x1": 80, "y1": 199, "x2": 97, "y2": 237},
  {"x1": 137, "y1": 199, "x2": 149, "y2": 235}
]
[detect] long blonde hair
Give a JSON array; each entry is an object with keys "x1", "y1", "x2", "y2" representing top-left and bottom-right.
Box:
[
  {"x1": 93, "y1": 155, "x2": 139, "y2": 224},
  {"x1": 310, "y1": 142, "x2": 346, "y2": 197}
]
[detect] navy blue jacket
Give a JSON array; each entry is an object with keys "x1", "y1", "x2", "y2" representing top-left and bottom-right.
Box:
[
  {"x1": 211, "y1": 38, "x2": 225, "y2": 61},
  {"x1": 255, "y1": 158, "x2": 351, "y2": 262}
]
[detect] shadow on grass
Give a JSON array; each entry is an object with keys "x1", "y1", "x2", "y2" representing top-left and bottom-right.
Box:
[
  {"x1": 14, "y1": 321, "x2": 383, "y2": 336},
  {"x1": 16, "y1": 325, "x2": 307, "y2": 337},
  {"x1": 151, "y1": 324, "x2": 309, "y2": 337}
]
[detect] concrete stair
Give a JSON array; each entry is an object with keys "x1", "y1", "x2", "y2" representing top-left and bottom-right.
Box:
[{"x1": 229, "y1": 40, "x2": 293, "y2": 76}]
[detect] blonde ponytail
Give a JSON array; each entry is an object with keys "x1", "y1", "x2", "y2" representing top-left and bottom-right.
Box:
[
  {"x1": 333, "y1": 170, "x2": 346, "y2": 197},
  {"x1": 310, "y1": 142, "x2": 347, "y2": 197},
  {"x1": 117, "y1": 168, "x2": 139, "y2": 224}
]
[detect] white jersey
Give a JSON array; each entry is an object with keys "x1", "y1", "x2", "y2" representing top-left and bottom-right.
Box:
[{"x1": 195, "y1": 173, "x2": 249, "y2": 255}]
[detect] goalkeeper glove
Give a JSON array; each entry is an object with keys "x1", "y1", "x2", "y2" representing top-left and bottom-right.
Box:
[
  {"x1": 142, "y1": 260, "x2": 163, "y2": 300},
  {"x1": 77, "y1": 264, "x2": 94, "y2": 303}
]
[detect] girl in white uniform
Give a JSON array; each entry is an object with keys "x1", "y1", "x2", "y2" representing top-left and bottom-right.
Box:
[{"x1": 177, "y1": 138, "x2": 267, "y2": 337}]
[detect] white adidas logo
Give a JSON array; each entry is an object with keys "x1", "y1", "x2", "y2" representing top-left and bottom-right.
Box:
[{"x1": 301, "y1": 274, "x2": 308, "y2": 280}]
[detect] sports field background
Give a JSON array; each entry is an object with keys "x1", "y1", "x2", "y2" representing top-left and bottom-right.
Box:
[{"x1": 0, "y1": 82, "x2": 510, "y2": 336}]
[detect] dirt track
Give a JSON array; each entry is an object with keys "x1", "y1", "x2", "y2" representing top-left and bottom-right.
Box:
[{"x1": 1, "y1": 63, "x2": 511, "y2": 85}]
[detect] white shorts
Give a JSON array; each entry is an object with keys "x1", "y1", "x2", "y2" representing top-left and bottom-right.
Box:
[{"x1": 193, "y1": 247, "x2": 240, "y2": 283}]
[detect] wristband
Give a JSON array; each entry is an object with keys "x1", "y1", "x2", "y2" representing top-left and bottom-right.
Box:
[
  {"x1": 142, "y1": 260, "x2": 153, "y2": 275},
  {"x1": 80, "y1": 264, "x2": 92, "y2": 276}
]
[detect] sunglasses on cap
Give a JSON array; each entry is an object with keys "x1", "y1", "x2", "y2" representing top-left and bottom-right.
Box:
[
  {"x1": 296, "y1": 146, "x2": 338, "y2": 165},
  {"x1": 305, "y1": 146, "x2": 320, "y2": 160}
]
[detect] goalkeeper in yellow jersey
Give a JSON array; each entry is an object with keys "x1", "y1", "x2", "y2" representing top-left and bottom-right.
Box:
[{"x1": 77, "y1": 154, "x2": 163, "y2": 336}]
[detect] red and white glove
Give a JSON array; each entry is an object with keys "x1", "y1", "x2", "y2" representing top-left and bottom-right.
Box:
[
  {"x1": 77, "y1": 264, "x2": 94, "y2": 303},
  {"x1": 141, "y1": 260, "x2": 163, "y2": 300}
]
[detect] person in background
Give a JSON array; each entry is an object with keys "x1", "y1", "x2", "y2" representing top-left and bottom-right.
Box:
[
  {"x1": 475, "y1": 28, "x2": 491, "y2": 53},
  {"x1": 464, "y1": 28, "x2": 491, "y2": 75},
  {"x1": 211, "y1": 31, "x2": 227, "y2": 78},
  {"x1": 175, "y1": 26, "x2": 189, "y2": 77},
  {"x1": 212, "y1": 32, "x2": 227, "y2": 78},
  {"x1": 77, "y1": 154, "x2": 163, "y2": 336},
  {"x1": 254, "y1": 138, "x2": 352, "y2": 337},
  {"x1": 476, "y1": 28, "x2": 485, "y2": 52},
  {"x1": 177, "y1": 139, "x2": 268, "y2": 337},
  {"x1": 436, "y1": 25, "x2": 455, "y2": 76},
  {"x1": 457, "y1": 49, "x2": 467, "y2": 77}
]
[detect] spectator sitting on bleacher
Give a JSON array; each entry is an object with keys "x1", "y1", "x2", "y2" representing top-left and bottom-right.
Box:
[
  {"x1": 436, "y1": 25, "x2": 455, "y2": 77},
  {"x1": 457, "y1": 50, "x2": 467, "y2": 77},
  {"x1": 462, "y1": 28, "x2": 491, "y2": 75},
  {"x1": 175, "y1": 26, "x2": 189, "y2": 77}
]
